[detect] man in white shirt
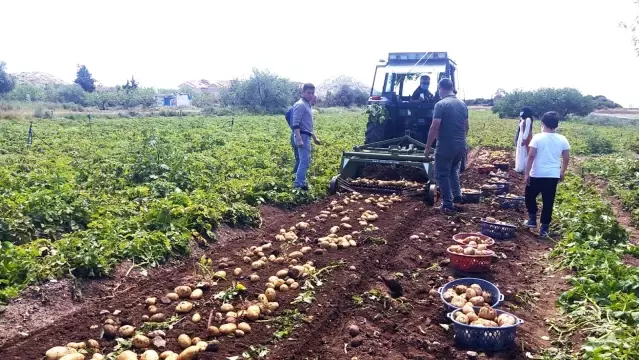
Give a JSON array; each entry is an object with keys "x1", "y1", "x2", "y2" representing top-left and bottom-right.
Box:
[{"x1": 523, "y1": 111, "x2": 570, "y2": 237}]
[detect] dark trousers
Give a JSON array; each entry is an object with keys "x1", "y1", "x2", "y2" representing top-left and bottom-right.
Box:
[{"x1": 525, "y1": 177, "x2": 559, "y2": 225}]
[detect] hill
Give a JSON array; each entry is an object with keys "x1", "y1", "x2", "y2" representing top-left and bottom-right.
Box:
[{"x1": 11, "y1": 72, "x2": 68, "y2": 86}]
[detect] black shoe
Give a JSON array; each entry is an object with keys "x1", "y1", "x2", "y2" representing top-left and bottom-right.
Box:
[
  {"x1": 453, "y1": 196, "x2": 463, "y2": 204},
  {"x1": 438, "y1": 205, "x2": 456, "y2": 215}
]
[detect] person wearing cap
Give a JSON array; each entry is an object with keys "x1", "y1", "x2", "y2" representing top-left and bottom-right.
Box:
[
  {"x1": 523, "y1": 111, "x2": 570, "y2": 237},
  {"x1": 424, "y1": 78, "x2": 469, "y2": 213}
]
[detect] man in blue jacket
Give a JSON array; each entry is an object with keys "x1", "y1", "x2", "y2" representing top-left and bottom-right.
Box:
[{"x1": 289, "y1": 89, "x2": 320, "y2": 190}]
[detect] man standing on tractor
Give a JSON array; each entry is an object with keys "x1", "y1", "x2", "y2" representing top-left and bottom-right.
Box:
[
  {"x1": 424, "y1": 78, "x2": 469, "y2": 213},
  {"x1": 291, "y1": 84, "x2": 321, "y2": 191}
]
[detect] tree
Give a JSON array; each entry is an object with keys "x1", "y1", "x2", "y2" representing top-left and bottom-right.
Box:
[
  {"x1": 220, "y1": 69, "x2": 298, "y2": 114},
  {"x1": 123, "y1": 76, "x2": 139, "y2": 92},
  {"x1": 492, "y1": 88, "x2": 596, "y2": 119},
  {"x1": 75, "y1": 65, "x2": 96, "y2": 92},
  {"x1": 0, "y1": 61, "x2": 16, "y2": 96}
]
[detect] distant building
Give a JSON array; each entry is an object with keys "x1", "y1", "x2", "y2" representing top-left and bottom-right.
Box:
[
  {"x1": 156, "y1": 93, "x2": 191, "y2": 107},
  {"x1": 178, "y1": 79, "x2": 229, "y2": 98}
]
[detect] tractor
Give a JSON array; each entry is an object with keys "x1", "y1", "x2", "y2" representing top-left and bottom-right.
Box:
[{"x1": 328, "y1": 52, "x2": 458, "y2": 205}]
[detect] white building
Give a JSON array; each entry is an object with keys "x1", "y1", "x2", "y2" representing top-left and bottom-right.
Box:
[{"x1": 156, "y1": 93, "x2": 191, "y2": 107}]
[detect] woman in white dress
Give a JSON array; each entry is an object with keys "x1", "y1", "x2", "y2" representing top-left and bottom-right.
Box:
[{"x1": 515, "y1": 107, "x2": 534, "y2": 173}]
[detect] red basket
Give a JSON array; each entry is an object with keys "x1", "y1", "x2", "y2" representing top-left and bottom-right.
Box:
[
  {"x1": 452, "y1": 233, "x2": 495, "y2": 247},
  {"x1": 447, "y1": 249, "x2": 494, "y2": 273}
]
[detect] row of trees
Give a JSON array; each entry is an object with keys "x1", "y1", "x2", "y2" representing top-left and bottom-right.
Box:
[{"x1": 492, "y1": 88, "x2": 599, "y2": 119}]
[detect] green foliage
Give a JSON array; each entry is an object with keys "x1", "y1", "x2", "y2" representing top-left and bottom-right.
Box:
[
  {"x1": 365, "y1": 103, "x2": 388, "y2": 124},
  {"x1": 550, "y1": 175, "x2": 639, "y2": 358},
  {"x1": 192, "y1": 92, "x2": 219, "y2": 108},
  {"x1": 0, "y1": 61, "x2": 16, "y2": 95},
  {"x1": 323, "y1": 85, "x2": 368, "y2": 107},
  {"x1": 74, "y1": 65, "x2": 96, "y2": 93},
  {"x1": 493, "y1": 88, "x2": 596, "y2": 119},
  {"x1": 584, "y1": 95, "x2": 622, "y2": 110},
  {"x1": 6, "y1": 83, "x2": 45, "y2": 102},
  {"x1": 33, "y1": 107, "x2": 54, "y2": 119},
  {"x1": 220, "y1": 69, "x2": 298, "y2": 114}
]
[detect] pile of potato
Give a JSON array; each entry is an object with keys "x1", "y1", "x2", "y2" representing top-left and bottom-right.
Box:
[
  {"x1": 318, "y1": 234, "x2": 357, "y2": 250},
  {"x1": 442, "y1": 283, "x2": 493, "y2": 308},
  {"x1": 461, "y1": 188, "x2": 480, "y2": 195},
  {"x1": 448, "y1": 245, "x2": 493, "y2": 256},
  {"x1": 350, "y1": 178, "x2": 421, "y2": 189},
  {"x1": 456, "y1": 235, "x2": 492, "y2": 246},
  {"x1": 503, "y1": 193, "x2": 523, "y2": 199},
  {"x1": 483, "y1": 217, "x2": 514, "y2": 226},
  {"x1": 480, "y1": 184, "x2": 501, "y2": 190},
  {"x1": 489, "y1": 170, "x2": 509, "y2": 178},
  {"x1": 488, "y1": 177, "x2": 508, "y2": 184},
  {"x1": 454, "y1": 305, "x2": 517, "y2": 328}
]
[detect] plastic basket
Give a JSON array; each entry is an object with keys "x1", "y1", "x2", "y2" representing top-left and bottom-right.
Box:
[
  {"x1": 497, "y1": 195, "x2": 525, "y2": 210},
  {"x1": 452, "y1": 233, "x2": 495, "y2": 247},
  {"x1": 481, "y1": 184, "x2": 507, "y2": 197},
  {"x1": 477, "y1": 166, "x2": 495, "y2": 174},
  {"x1": 447, "y1": 309, "x2": 524, "y2": 351},
  {"x1": 489, "y1": 171, "x2": 509, "y2": 180},
  {"x1": 438, "y1": 278, "x2": 504, "y2": 311},
  {"x1": 462, "y1": 192, "x2": 481, "y2": 204},
  {"x1": 481, "y1": 219, "x2": 516, "y2": 240},
  {"x1": 493, "y1": 162, "x2": 510, "y2": 171},
  {"x1": 448, "y1": 249, "x2": 494, "y2": 273},
  {"x1": 487, "y1": 180, "x2": 510, "y2": 194}
]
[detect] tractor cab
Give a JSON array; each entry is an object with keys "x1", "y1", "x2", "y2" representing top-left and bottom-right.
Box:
[{"x1": 366, "y1": 52, "x2": 458, "y2": 144}]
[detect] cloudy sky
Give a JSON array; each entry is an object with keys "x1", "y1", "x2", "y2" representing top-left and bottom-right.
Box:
[{"x1": 3, "y1": 0, "x2": 639, "y2": 106}]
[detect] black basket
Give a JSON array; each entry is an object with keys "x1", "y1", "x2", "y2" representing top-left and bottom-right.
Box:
[
  {"x1": 481, "y1": 184, "x2": 507, "y2": 197},
  {"x1": 487, "y1": 180, "x2": 509, "y2": 193},
  {"x1": 481, "y1": 219, "x2": 516, "y2": 240},
  {"x1": 493, "y1": 163, "x2": 510, "y2": 171},
  {"x1": 497, "y1": 195, "x2": 524, "y2": 210},
  {"x1": 462, "y1": 192, "x2": 481, "y2": 204}
]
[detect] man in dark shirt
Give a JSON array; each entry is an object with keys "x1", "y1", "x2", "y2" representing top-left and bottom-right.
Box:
[
  {"x1": 410, "y1": 75, "x2": 435, "y2": 103},
  {"x1": 424, "y1": 78, "x2": 469, "y2": 213}
]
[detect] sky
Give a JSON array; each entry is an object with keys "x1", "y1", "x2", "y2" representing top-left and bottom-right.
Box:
[{"x1": 3, "y1": 0, "x2": 639, "y2": 107}]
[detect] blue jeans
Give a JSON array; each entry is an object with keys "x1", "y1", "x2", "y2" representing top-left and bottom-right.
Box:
[
  {"x1": 293, "y1": 133, "x2": 312, "y2": 188},
  {"x1": 435, "y1": 142, "x2": 466, "y2": 208},
  {"x1": 291, "y1": 134, "x2": 300, "y2": 174}
]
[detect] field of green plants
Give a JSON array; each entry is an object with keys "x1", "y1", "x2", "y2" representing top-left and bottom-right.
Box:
[
  {"x1": 3, "y1": 109, "x2": 639, "y2": 358},
  {"x1": 2, "y1": 109, "x2": 639, "y2": 302}
]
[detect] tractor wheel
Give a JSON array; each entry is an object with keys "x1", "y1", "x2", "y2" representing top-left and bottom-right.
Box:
[
  {"x1": 328, "y1": 175, "x2": 340, "y2": 195},
  {"x1": 364, "y1": 121, "x2": 385, "y2": 144},
  {"x1": 425, "y1": 184, "x2": 436, "y2": 206}
]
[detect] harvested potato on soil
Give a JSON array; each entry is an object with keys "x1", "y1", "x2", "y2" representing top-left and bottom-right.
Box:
[
  {"x1": 192, "y1": 313, "x2": 201, "y2": 323},
  {"x1": 189, "y1": 288, "x2": 203, "y2": 300},
  {"x1": 265, "y1": 288, "x2": 277, "y2": 301},
  {"x1": 220, "y1": 303, "x2": 234, "y2": 312},
  {"x1": 59, "y1": 354, "x2": 84, "y2": 360},
  {"x1": 174, "y1": 286, "x2": 192, "y2": 298},
  {"x1": 166, "y1": 293, "x2": 179, "y2": 301},
  {"x1": 238, "y1": 322, "x2": 252, "y2": 333},
  {"x1": 116, "y1": 351, "x2": 138, "y2": 360},
  {"x1": 177, "y1": 346, "x2": 200, "y2": 360},
  {"x1": 46, "y1": 347, "x2": 77, "y2": 360},
  {"x1": 177, "y1": 334, "x2": 191, "y2": 349},
  {"x1": 66, "y1": 342, "x2": 86, "y2": 349},
  {"x1": 246, "y1": 305, "x2": 261, "y2": 321},
  {"x1": 87, "y1": 340, "x2": 99, "y2": 349},
  {"x1": 145, "y1": 297, "x2": 157, "y2": 306},
  {"x1": 118, "y1": 325, "x2": 136, "y2": 337},
  {"x1": 208, "y1": 326, "x2": 221, "y2": 337},
  {"x1": 133, "y1": 334, "x2": 151, "y2": 349},
  {"x1": 141, "y1": 350, "x2": 160, "y2": 360},
  {"x1": 150, "y1": 313, "x2": 166, "y2": 322},
  {"x1": 175, "y1": 301, "x2": 194, "y2": 313},
  {"x1": 219, "y1": 323, "x2": 237, "y2": 335}
]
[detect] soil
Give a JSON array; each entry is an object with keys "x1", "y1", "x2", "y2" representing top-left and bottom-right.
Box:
[{"x1": 0, "y1": 149, "x2": 568, "y2": 360}]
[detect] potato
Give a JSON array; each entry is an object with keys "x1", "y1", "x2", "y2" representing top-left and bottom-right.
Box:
[
  {"x1": 288, "y1": 251, "x2": 304, "y2": 259},
  {"x1": 265, "y1": 288, "x2": 277, "y2": 301},
  {"x1": 497, "y1": 313, "x2": 517, "y2": 326},
  {"x1": 442, "y1": 291, "x2": 455, "y2": 302},
  {"x1": 192, "y1": 313, "x2": 201, "y2": 323},
  {"x1": 148, "y1": 305, "x2": 158, "y2": 314},
  {"x1": 267, "y1": 302, "x2": 279, "y2": 311},
  {"x1": 220, "y1": 303, "x2": 234, "y2": 312},
  {"x1": 300, "y1": 246, "x2": 313, "y2": 254},
  {"x1": 92, "y1": 354, "x2": 105, "y2": 360},
  {"x1": 141, "y1": 350, "x2": 160, "y2": 360},
  {"x1": 250, "y1": 274, "x2": 260, "y2": 282},
  {"x1": 177, "y1": 346, "x2": 200, "y2": 360},
  {"x1": 279, "y1": 284, "x2": 289, "y2": 292},
  {"x1": 103, "y1": 324, "x2": 118, "y2": 338},
  {"x1": 273, "y1": 279, "x2": 285, "y2": 288},
  {"x1": 451, "y1": 295, "x2": 466, "y2": 308},
  {"x1": 214, "y1": 271, "x2": 227, "y2": 279},
  {"x1": 226, "y1": 311, "x2": 237, "y2": 318},
  {"x1": 116, "y1": 351, "x2": 138, "y2": 360},
  {"x1": 276, "y1": 269, "x2": 289, "y2": 278},
  {"x1": 455, "y1": 285, "x2": 468, "y2": 294},
  {"x1": 235, "y1": 329, "x2": 246, "y2": 337},
  {"x1": 251, "y1": 261, "x2": 265, "y2": 270},
  {"x1": 219, "y1": 323, "x2": 237, "y2": 335},
  {"x1": 167, "y1": 293, "x2": 179, "y2": 301},
  {"x1": 133, "y1": 334, "x2": 151, "y2": 349},
  {"x1": 237, "y1": 322, "x2": 252, "y2": 333},
  {"x1": 482, "y1": 291, "x2": 493, "y2": 303},
  {"x1": 176, "y1": 301, "x2": 194, "y2": 313},
  {"x1": 477, "y1": 244, "x2": 487, "y2": 250},
  {"x1": 462, "y1": 304, "x2": 475, "y2": 315},
  {"x1": 196, "y1": 341, "x2": 209, "y2": 351},
  {"x1": 207, "y1": 326, "x2": 221, "y2": 337},
  {"x1": 175, "y1": 286, "x2": 192, "y2": 298},
  {"x1": 469, "y1": 296, "x2": 485, "y2": 306},
  {"x1": 246, "y1": 305, "x2": 261, "y2": 321},
  {"x1": 470, "y1": 284, "x2": 483, "y2": 294},
  {"x1": 478, "y1": 306, "x2": 497, "y2": 321},
  {"x1": 160, "y1": 352, "x2": 177, "y2": 360},
  {"x1": 470, "y1": 320, "x2": 485, "y2": 327},
  {"x1": 455, "y1": 313, "x2": 469, "y2": 324},
  {"x1": 66, "y1": 342, "x2": 86, "y2": 349},
  {"x1": 118, "y1": 325, "x2": 136, "y2": 337},
  {"x1": 177, "y1": 334, "x2": 191, "y2": 349},
  {"x1": 226, "y1": 316, "x2": 237, "y2": 324},
  {"x1": 467, "y1": 313, "x2": 479, "y2": 322},
  {"x1": 190, "y1": 288, "x2": 203, "y2": 300},
  {"x1": 59, "y1": 355, "x2": 85, "y2": 360},
  {"x1": 145, "y1": 297, "x2": 157, "y2": 306},
  {"x1": 463, "y1": 247, "x2": 475, "y2": 255},
  {"x1": 191, "y1": 337, "x2": 201, "y2": 345},
  {"x1": 150, "y1": 313, "x2": 166, "y2": 322},
  {"x1": 87, "y1": 340, "x2": 99, "y2": 349},
  {"x1": 46, "y1": 347, "x2": 77, "y2": 360},
  {"x1": 290, "y1": 282, "x2": 300, "y2": 290}
]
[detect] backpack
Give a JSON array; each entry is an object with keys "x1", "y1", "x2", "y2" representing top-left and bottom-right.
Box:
[{"x1": 285, "y1": 107, "x2": 293, "y2": 128}]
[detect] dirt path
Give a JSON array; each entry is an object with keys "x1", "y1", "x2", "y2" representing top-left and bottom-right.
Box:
[{"x1": 0, "y1": 150, "x2": 568, "y2": 360}]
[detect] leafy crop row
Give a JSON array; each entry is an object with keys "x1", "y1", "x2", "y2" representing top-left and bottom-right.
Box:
[{"x1": 549, "y1": 175, "x2": 639, "y2": 358}]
